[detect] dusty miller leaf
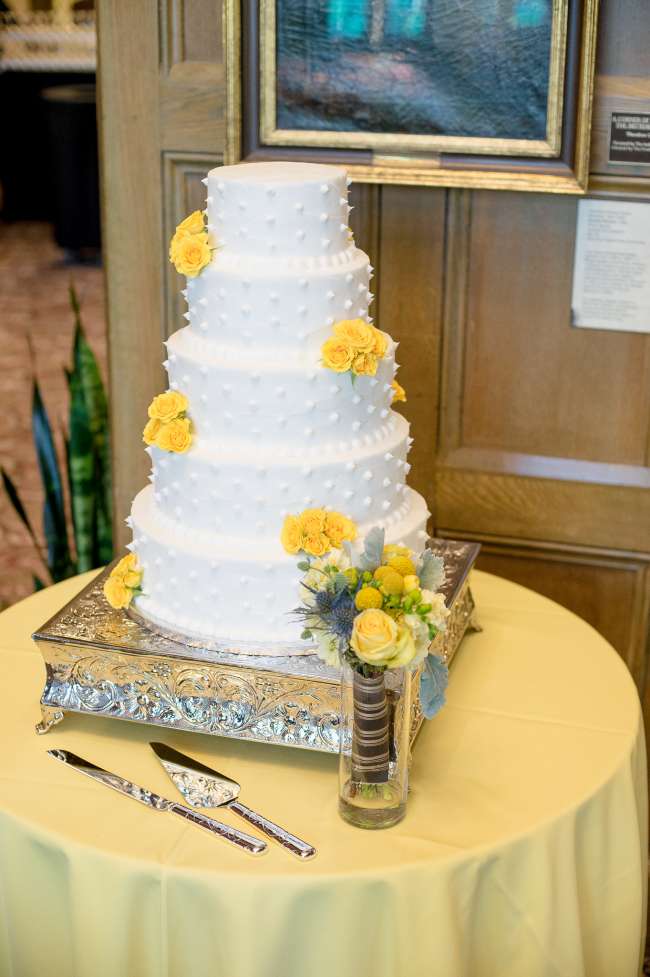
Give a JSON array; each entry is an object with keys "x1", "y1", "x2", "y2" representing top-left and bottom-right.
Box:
[{"x1": 418, "y1": 550, "x2": 444, "y2": 592}]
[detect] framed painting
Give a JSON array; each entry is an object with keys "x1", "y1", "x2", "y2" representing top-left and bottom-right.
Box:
[{"x1": 225, "y1": 0, "x2": 600, "y2": 192}]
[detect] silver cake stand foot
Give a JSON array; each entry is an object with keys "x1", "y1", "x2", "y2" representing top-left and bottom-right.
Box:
[{"x1": 35, "y1": 705, "x2": 65, "y2": 735}]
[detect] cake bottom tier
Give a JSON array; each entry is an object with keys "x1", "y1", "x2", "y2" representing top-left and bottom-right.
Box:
[{"x1": 129, "y1": 484, "x2": 430, "y2": 652}]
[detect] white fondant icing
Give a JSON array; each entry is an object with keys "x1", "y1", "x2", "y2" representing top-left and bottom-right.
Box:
[{"x1": 130, "y1": 161, "x2": 431, "y2": 649}]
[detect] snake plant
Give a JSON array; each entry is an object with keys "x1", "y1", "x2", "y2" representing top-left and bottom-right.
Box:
[{"x1": 1, "y1": 285, "x2": 112, "y2": 589}]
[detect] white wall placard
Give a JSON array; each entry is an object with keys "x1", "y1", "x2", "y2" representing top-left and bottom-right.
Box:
[{"x1": 571, "y1": 199, "x2": 650, "y2": 334}]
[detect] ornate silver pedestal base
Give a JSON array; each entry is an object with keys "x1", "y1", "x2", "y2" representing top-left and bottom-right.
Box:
[{"x1": 32, "y1": 539, "x2": 480, "y2": 753}]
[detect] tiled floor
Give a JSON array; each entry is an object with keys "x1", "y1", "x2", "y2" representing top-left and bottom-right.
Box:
[{"x1": 0, "y1": 221, "x2": 107, "y2": 608}]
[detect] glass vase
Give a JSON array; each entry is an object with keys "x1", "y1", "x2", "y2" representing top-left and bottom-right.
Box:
[{"x1": 338, "y1": 661, "x2": 411, "y2": 829}]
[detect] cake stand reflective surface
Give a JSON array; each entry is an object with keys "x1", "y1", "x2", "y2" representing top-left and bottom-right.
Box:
[{"x1": 33, "y1": 539, "x2": 480, "y2": 753}]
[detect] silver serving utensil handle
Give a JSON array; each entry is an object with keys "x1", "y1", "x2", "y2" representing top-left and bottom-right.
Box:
[
  {"x1": 228, "y1": 799, "x2": 316, "y2": 860},
  {"x1": 169, "y1": 802, "x2": 267, "y2": 856}
]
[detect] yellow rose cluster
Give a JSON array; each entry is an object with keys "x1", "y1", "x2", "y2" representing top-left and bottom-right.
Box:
[
  {"x1": 103, "y1": 553, "x2": 143, "y2": 610},
  {"x1": 321, "y1": 319, "x2": 388, "y2": 378},
  {"x1": 391, "y1": 380, "x2": 406, "y2": 403},
  {"x1": 143, "y1": 391, "x2": 193, "y2": 453},
  {"x1": 281, "y1": 508, "x2": 357, "y2": 558},
  {"x1": 169, "y1": 210, "x2": 212, "y2": 278}
]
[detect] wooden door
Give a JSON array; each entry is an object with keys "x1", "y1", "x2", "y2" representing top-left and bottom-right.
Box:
[{"x1": 98, "y1": 0, "x2": 650, "y2": 706}]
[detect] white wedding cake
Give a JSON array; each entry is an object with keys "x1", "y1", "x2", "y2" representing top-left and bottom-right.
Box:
[{"x1": 125, "y1": 161, "x2": 430, "y2": 650}]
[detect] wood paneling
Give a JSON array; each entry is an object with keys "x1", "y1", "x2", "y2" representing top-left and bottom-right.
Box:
[
  {"x1": 97, "y1": 0, "x2": 165, "y2": 551},
  {"x1": 449, "y1": 191, "x2": 650, "y2": 465},
  {"x1": 378, "y1": 186, "x2": 446, "y2": 515},
  {"x1": 473, "y1": 541, "x2": 650, "y2": 684},
  {"x1": 99, "y1": 0, "x2": 650, "y2": 742}
]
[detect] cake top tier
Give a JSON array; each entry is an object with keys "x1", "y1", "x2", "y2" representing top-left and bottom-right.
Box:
[{"x1": 206, "y1": 161, "x2": 351, "y2": 260}]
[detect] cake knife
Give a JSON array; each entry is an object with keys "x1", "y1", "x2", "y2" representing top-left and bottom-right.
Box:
[
  {"x1": 150, "y1": 742, "x2": 317, "y2": 860},
  {"x1": 48, "y1": 749, "x2": 267, "y2": 855}
]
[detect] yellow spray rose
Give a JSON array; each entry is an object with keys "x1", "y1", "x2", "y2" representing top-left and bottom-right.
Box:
[
  {"x1": 350, "y1": 609, "x2": 398, "y2": 666},
  {"x1": 325, "y1": 510, "x2": 357, "y2": 548},
  {"x1": 371, "y1": 327, "x2": 388, "y2": 358},
  {"x1": 155, "y1": 416, "x2": 193, "y2": 453},
  {"x1": 391, "y1": 380, "x2": 406, "y2": 403},
  {"x1": 303, "y1": 533, "x2": 331, "y2": 557},
  {"x1": 170, "y1": 232, "x2": 211, "y2": 277},
  {"x1": 298, "y1": 508, "x2": 327, "y2": 537},
  {"x1": 148, "y1": 391, "x2": 188, "y2": 424},
  {"x1": 281, "y1": 515, "x2": 302, "y2": 554},
  {"x1": 333, "y1": 318, "x2": 376, "y2": 352},
  {"x1": 113, "y1": 553, "x2": 143, "y2": 589},
  {"x1": 176, "y1": 210, "x2": 205, "y2": 236},
  {"x1": 321, "y1": 337, "x2": 355, "y2": 373},
  {"x1": 103, "y1": 574, "x2": 132, "y2": 610},
  {"x1": 403, "y1": 574, "x2": 420, "y2": 594},
  {"x1": 352, "y1": 352, "x2": 378, "y2": 377},
  {"x1": 142, "y1": 417, "x2": 161, "y2": 446}
]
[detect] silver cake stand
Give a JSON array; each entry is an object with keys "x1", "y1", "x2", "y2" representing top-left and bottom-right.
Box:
[{"x1": 33, "y1": 539, "x2": 480, "y2": 754}]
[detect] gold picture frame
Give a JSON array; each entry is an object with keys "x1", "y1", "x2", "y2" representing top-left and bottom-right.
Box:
[{"x1": 225, "y1": 0, "x2": 600, "y2": 193}]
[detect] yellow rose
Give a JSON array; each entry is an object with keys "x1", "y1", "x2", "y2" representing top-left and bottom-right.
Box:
[
  {"x1": 333, "y1": 318, "x2": 376, "y2": 352},
  {"x1": 113, "y1": 553, "x2": 142, "y2": 589},
  {"x1": 371, "y1": 327, "x2": 388, "y2": 358},
  {"x1": 155, "y1": 417, "x2": 193, "y2": 453},
  {"x1": 325, "y1": 510, "x2": 357, "y2": 548},
  {"x1": 321, "y1": 337, "x2": 355, "y2": 374},
  {"x1": 303, "y1": 533, "x2": 331, "y2": 557},
  {"x1": 176, "y1": 210, "x2": 205, "y2": 236},
  {"x1": 298, "y1": 508, "x2": 327, "y2": 537},
  {"x1": 350, "y1": 609, "x2": 398, "y2": 666},
  {"x1": 383, "y1": 544, "x2": 410, "y2": 562},
  {"x1": 388, "y1": 623, "x2": 418, "y2": 668},
  {"x1": 391, "y1": 379, "x2": 406, "y2": 403},
  {"x1": 171, "y1": 232, "x2": 212, "y2": 277},
  {"x1": 103, "y1": 574, "x2": 132, "y2": 610},
  {"x1": 403, "y1": 574, "x2": 420, "y2": 594},
  {"x1": 148, "y1": 391, "x2": 189, "y2": 424},
  {"x1": 142, "y1": 417, "x2": 162, "y2": 446},
  {"x1": 281, "y1": 515, "x2": 302, "y2": 554},
  {"x1": 352, "y1": 352, "x2": 378, "y2": 377}
]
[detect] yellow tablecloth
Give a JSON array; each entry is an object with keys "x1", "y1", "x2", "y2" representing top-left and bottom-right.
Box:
[{"x1": 0, "y1": 570, "x2": 645, "y2": 977}]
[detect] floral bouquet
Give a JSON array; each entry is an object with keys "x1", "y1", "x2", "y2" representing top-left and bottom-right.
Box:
[{"x1": 284, "y1": 512, "x2": 450, "y2": 791}]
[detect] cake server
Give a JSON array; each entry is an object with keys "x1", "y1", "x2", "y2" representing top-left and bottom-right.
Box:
[
  {"x1": 47, "y1": 749, "x2": 267, "y2": 855},
  {"x1": 150, "y1": 741, "x2": 317, "y2": 860}
]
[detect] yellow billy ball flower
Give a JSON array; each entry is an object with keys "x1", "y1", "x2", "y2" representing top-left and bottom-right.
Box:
[
  {"x1": 387, "y1": 555, "x2": 417, "y2": 577},
  {"x1": 148, "y1": 390, "x2": 189, "y2": 424},
  {"x1": 354, "y1": 586, "x2": 383, "y2": 611},
  {"x1": 155, "y1": 417, "x2": 193, "y2": 453},
  {"x1": 403, "y1": 574, "x2": 420, "y2": 594},
  {"x1": 373, "y1": 565, "x2": 404, "y2": 596},
  {"x1": 321, "y1": 337, "x2": 355, "y2": 373}
]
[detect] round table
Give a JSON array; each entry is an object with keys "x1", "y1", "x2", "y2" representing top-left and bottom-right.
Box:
[{"x1": 0, "y1": 570, "x2": 646, "y2": 977}]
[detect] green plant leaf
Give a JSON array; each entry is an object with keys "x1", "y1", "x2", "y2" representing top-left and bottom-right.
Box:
[
  {"x1": 0, "y1": 467, "x2": 46, "y2": 563},
  {"x1": 68, "y1": 285, "x2": 113, "y2": 566},
  {"x1": 32, "y1": 381, "x2": 74, "y2": 582}
]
